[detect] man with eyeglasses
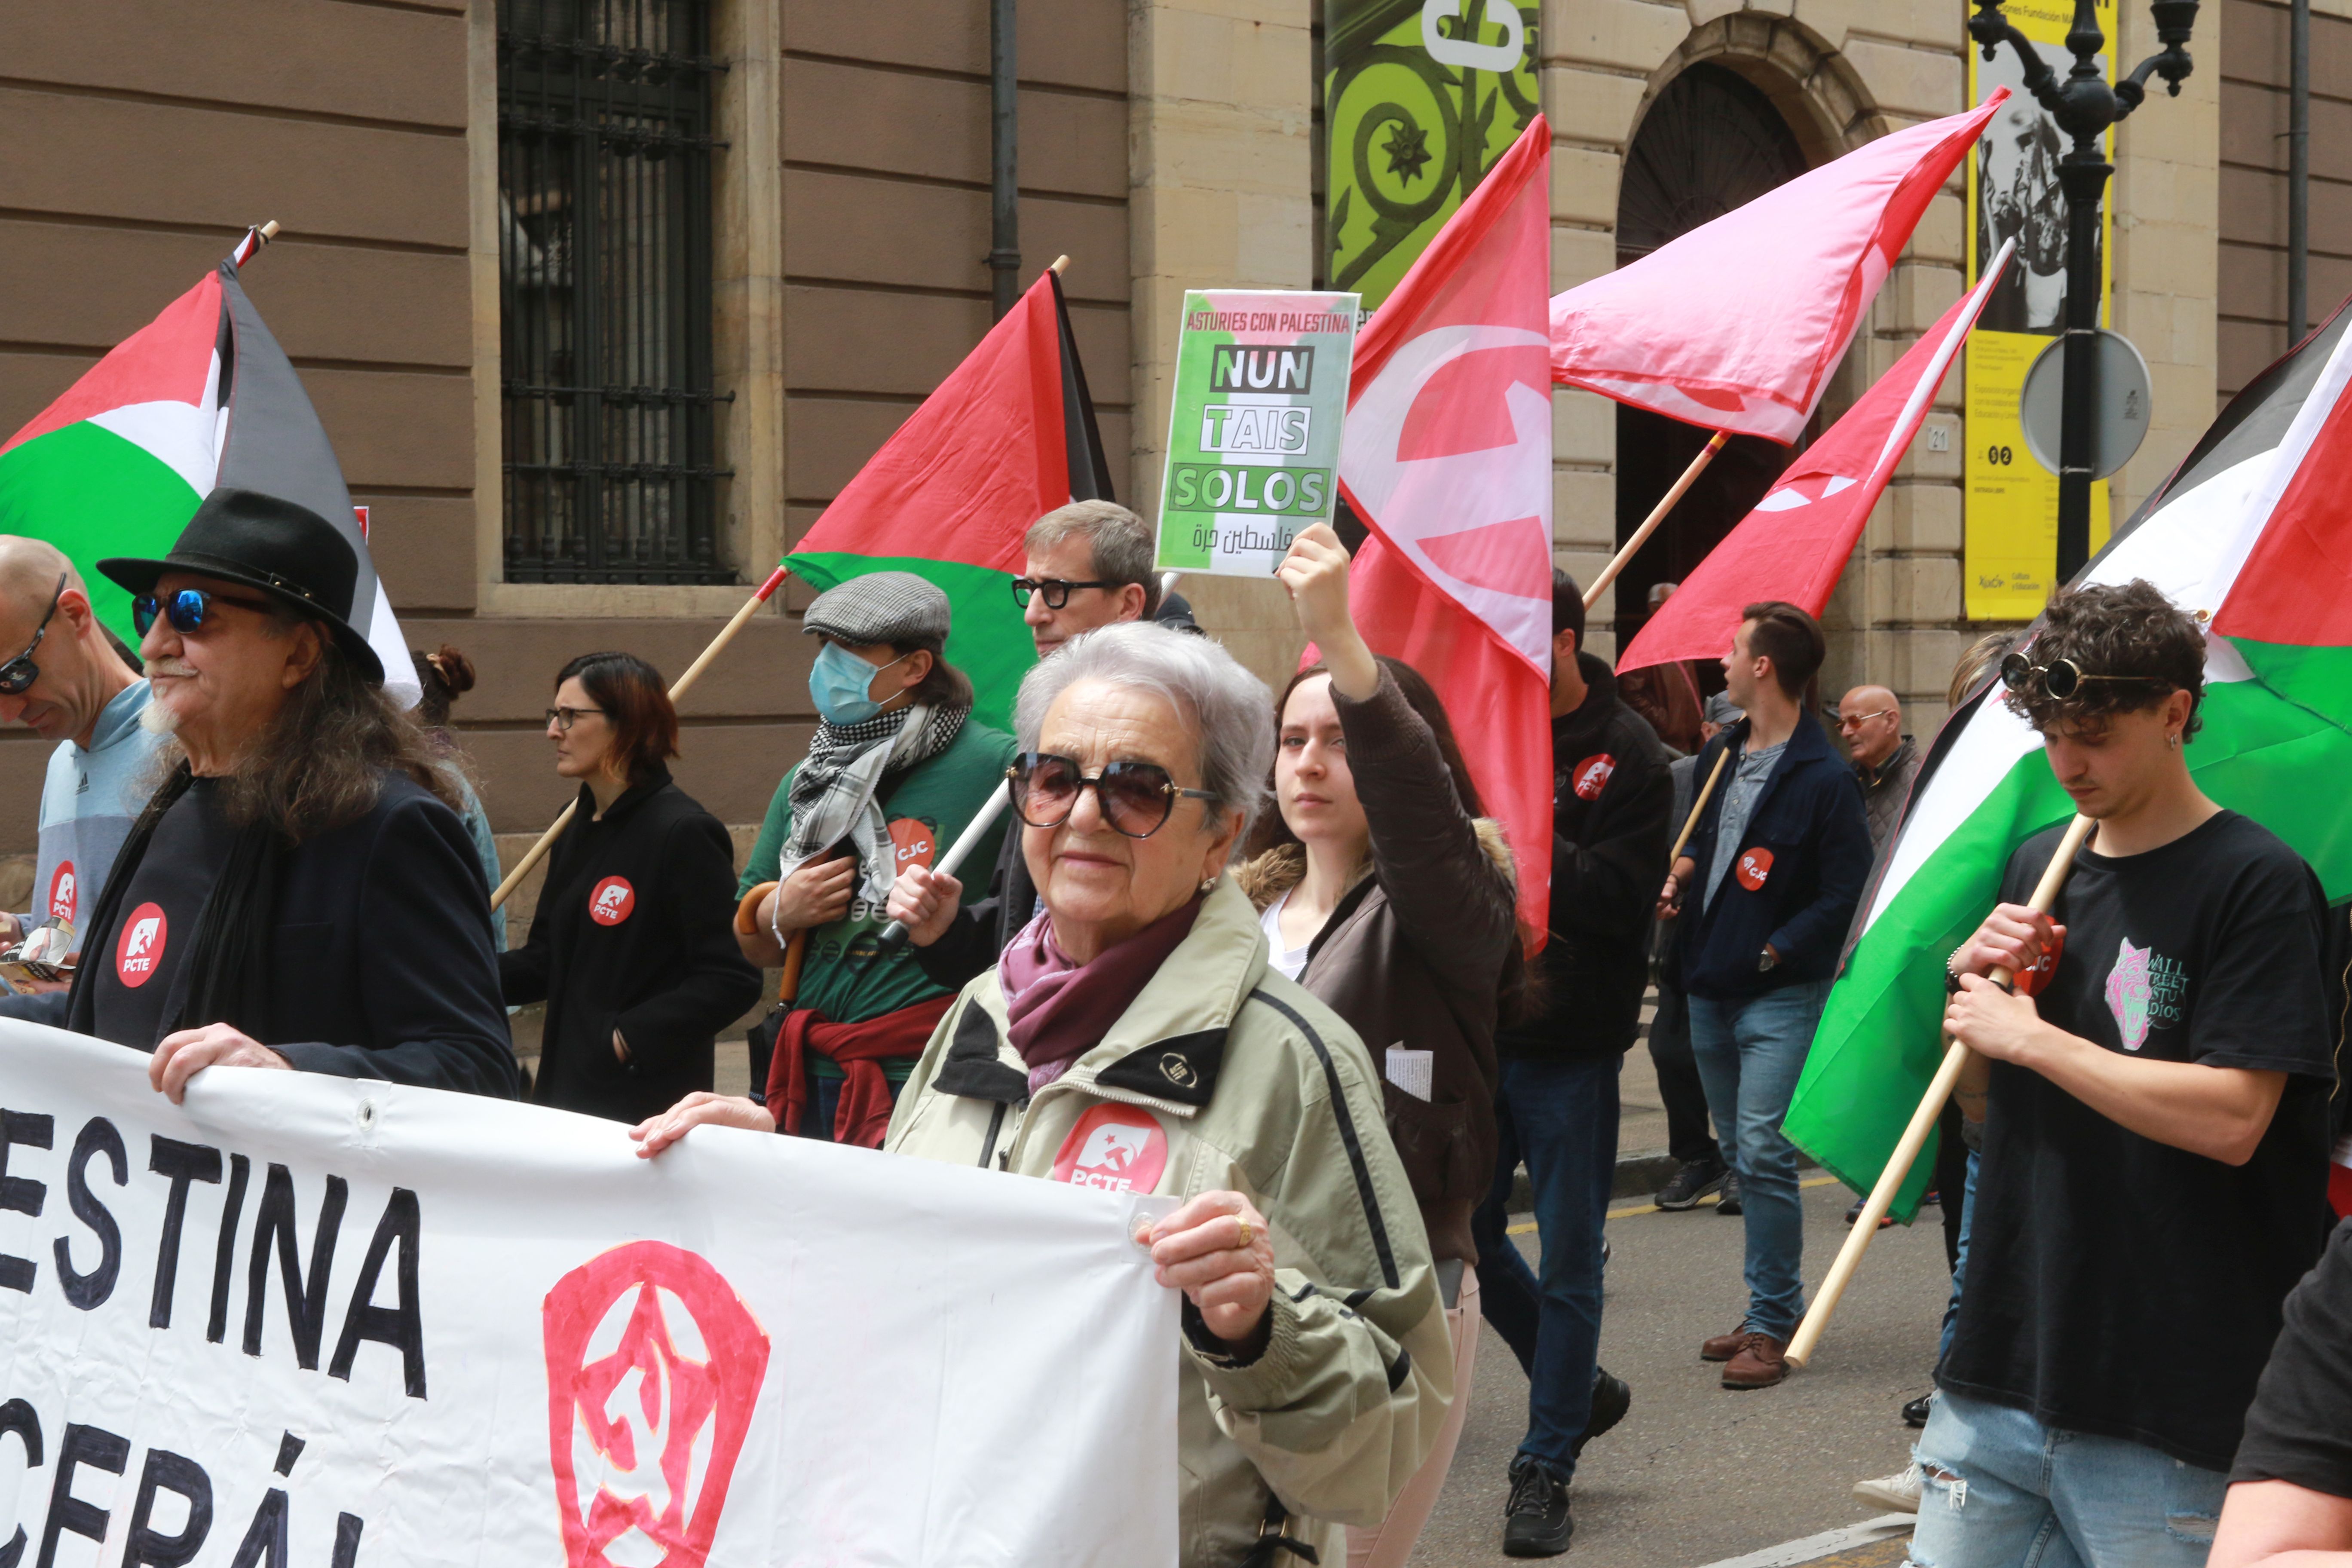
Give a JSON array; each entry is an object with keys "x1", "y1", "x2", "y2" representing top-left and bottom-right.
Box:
[
  {"x1": 888, "y1": 500, "x2": 1163, "y2": 988},
  {"x1": 1837, "y1": 684, "x2": 1918, "y2": 856},
  {"x1": 1913, "y1": 579, "x2": 2333, "y2": 1568},
  {"x1": 0, "y1": 537, "x2": 163, "y2": 993}
]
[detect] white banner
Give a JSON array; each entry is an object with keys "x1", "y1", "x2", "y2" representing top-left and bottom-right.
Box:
[{"x1": 0, "y1": 1023, "x2": 1178, "y2": 1567}]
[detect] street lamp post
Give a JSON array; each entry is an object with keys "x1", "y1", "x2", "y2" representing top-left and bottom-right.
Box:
[{"x1": 1968, "y1": 1, "x2": 2199, "y2": 583}]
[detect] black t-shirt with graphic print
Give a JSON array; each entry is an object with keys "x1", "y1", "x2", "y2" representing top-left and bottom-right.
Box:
[
  {"x1": 89, "y1": 779, "x2": 234, "y2": 1050},
  {"x1": 1940, "y1": 810, "x2": 2335, "y2": 1472}
]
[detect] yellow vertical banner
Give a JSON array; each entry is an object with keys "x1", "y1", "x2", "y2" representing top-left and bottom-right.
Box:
[{"x1": 1964, "y1": 2, "x2": 2117, "y2": 619}]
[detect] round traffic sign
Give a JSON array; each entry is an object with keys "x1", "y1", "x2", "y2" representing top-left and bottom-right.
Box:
[{"x1": 2019, "y1": 329, "x2": 2153, "y2": 481}]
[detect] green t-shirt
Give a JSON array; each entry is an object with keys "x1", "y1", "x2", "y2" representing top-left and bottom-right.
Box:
[{"x1": 740, "y1": 717, "x2": 1015, "y2": 1031}]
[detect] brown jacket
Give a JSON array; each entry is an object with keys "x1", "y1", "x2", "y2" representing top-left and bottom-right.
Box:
[{"x1": 1239, "y1": 671, "x2": 1516, "y2": 1266}]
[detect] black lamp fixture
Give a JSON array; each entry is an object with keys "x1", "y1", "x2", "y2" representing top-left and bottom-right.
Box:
[{"x1": 1967, "y1": 0, "x2": 2199, "y2": 583}]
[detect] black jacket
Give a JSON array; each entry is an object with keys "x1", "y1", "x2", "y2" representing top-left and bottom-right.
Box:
[
  {"x1": 1497, "y1": 655, "x2": 1674, "y2": 1061},
  {"x1": 911, "y1": 822, "x2": 1037, "y2": 992},
  {"x1": 32, "y1": 772, "x2": 518, "y2": 1095},
  {"x1": 1674, "y1": 710, "x2": 1873, "y2": 1000},
  {"x1": 502, "y1": 768, "x2": 762, "y2": 1124}
]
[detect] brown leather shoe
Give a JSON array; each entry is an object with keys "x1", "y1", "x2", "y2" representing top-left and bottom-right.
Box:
[
  {"x1": 1721, "y1": 1331, "x2": 1790, "y2": 1389},
  {"x1": 1700, "y1": 1323, "x2": 1750, "y2": 1362}
]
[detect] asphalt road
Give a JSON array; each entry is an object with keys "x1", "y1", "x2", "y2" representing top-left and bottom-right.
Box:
[{"x1": 1410, "y1": 1179, "x2": 1955, "y2": 1568}]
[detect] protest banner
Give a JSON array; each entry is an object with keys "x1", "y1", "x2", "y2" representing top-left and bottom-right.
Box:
[
  {"x1": 1963, "y1": 1, "x2": 2116, "y2": 617},
  {"x1": 1155, "y1": 291, "x2": 1359, "y2": 577},
  {"x1": 0, "y1": 1022, "x2": 1177, "y2": 1566}
]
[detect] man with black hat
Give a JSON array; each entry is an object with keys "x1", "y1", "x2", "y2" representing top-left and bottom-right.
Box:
[
  {"x1": 1, "y1": 488, "x2": 515, "y2": 1099},
  {"x1": 733, "y1": 571, "x2": 1013, "y2": 1144}
]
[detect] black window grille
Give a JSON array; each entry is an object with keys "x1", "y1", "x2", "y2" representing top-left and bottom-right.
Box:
[{"x1": 497, "y1": 0, "x2": 733, "y2": 584}]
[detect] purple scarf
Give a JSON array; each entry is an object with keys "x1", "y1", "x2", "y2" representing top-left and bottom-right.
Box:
[{"x1": 996, "y1": 897, "x2": 1205, "y2": 1094}]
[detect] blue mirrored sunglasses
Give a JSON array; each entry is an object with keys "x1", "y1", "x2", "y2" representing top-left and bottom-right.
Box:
[{"x1": 131, "y1": 587, "x2": 279, "y2": 639}]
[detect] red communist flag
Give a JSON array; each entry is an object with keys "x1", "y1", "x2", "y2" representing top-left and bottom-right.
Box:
[
  {"x1": 1338, "y1": 116, "x2": 1555, "y2": 947},
  {"x1": 1619, "y1": 240, "x2": 2015, "y2": 673},
  {"x1": 1550, "y1": 92, "x2": 2008, "y2": 445}
]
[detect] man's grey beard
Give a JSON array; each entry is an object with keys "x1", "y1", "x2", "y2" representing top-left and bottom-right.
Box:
[{"x1": 137, "y1": 695, "x2": 180, "y2": 736}]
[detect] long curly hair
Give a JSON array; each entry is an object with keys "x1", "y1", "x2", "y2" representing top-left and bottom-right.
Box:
[
  {"x1": 159, "y1": 621, "x2": 465, "y2": 839},
  {"x1": 2003, "y1": 579, "x2": 2205, "y2": 741}
]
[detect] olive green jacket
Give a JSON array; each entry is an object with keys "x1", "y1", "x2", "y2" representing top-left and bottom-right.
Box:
[{"x1": 884, "y1": 876, "x2": 1452, "y2": 1566}]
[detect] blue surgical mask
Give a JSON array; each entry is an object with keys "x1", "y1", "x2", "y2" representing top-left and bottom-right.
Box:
[{"x1": 809, "y1": 642, "x2": 908, "y2": 726}]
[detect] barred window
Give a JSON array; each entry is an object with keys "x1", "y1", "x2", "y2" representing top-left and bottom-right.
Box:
[{"x1": 497, "y1": 0, "x2": 732, "y2": 584}]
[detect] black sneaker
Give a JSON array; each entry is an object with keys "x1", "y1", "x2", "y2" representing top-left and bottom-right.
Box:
[
  {"x1": 1656, "y1": 1158, "x2": 1727, "y2": 1211},
  {"x1": 1575, "y1": 1368, "x2": 1631, "y2": 1458},
  {"x1": 1902, "y1": 1391, "x2": 1934, "y2": 1428},
  {"x1": 1717, "y1": 1170, "x2": 1743, "y2": 1216},
  {"x1": 1844, "y1": 1195, "x2": 1894, "y2": 1230},
  {"x1": 1504, "y1": 1457, "x2": 1574, "y2": 1557}
]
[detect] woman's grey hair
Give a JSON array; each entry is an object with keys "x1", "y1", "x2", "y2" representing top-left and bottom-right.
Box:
[{"x1": 1015, "y1": 621, "x2": 1275, "y2": 855}]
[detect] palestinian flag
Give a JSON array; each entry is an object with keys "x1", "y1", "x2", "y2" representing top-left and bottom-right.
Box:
[
  {"x1": 0, "y1": 231, "x2": 416, "y2": 703},
  {"x1": 1785, "y1": 297, "x2": 2352, "y2": 1213},
  {"x1": 787, "y1": 270, "x2": 1115, "y2": 731}
]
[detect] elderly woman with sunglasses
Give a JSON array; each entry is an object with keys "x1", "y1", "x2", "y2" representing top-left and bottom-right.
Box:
[{"x1": 634, "y1": 622, "x2": 1452, "y2": 1565}]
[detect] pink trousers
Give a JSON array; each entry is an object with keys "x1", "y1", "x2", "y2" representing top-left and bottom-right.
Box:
[{"x1": 1345, "y1": 1268, "x2": 1481, "y2": 1568}]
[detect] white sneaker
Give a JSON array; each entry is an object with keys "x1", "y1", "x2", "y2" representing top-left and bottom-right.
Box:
[{"x1": 1852, "y1": 1462, "x2": 1922, "y2": 1514}]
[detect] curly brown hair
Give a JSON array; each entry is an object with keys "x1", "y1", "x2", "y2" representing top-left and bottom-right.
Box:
[{"x1": 2002, "y1": 579, "x2": 2205, "y2": 740}]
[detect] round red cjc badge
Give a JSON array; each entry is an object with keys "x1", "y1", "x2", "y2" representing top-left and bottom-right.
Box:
[
  {"x1": 116, "y1": 902, "x2": 167, "y2": 987},
  {"x1": 588, "y1": 876, "x2": 636, "y2": 926},
  {"x1": 888, "y1": 817, "x2": 937, "y2": 873},
  {"x1": 1571, "y1": 755, "x2": 1617, "y2": 801},
  {"x1": 2016, "y1": 925, "x2": 2067, "y2": 997},
  {"x1": 1735, "y1": 847, "x2": 1774, "y2": 892},
  {"x1": 47, "y1": 860, "x2": 76, "y2": 923}
]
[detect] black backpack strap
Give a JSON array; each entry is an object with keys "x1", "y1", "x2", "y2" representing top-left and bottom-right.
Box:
[{"x1": 1237, "y1": 1488, "x2": 1320, "y2": 1568}]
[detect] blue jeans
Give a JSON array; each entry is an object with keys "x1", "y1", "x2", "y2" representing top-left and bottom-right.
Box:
[
  {"x1": 1938, "y1": 1149, "x2": 1981, "y2": 1366},
  {"x1": 1907, "y1": 1390, "x2": 2226, "y2": 1568},
  {"x1": 1471, "y1": 1054, "x2": 1620, "y2": 1477},
  {"x1": 1688, "y1": 979, "x2": 1830, "y2": 1341}
]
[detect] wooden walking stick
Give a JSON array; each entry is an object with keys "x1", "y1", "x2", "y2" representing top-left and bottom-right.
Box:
[
  {"x1": 491, "y1": 562, "x2": 792, "y2": 910},
  {"x1": 1582, "y1": 430, "x2": 1729, "y2": 610},
  {"x1": 1784, "y1": 812, "x2": 2098, "y2": 1369}
]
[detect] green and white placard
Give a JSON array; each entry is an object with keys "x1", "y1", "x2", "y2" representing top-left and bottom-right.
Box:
[{"x1": 1155, "y1": 289, "x2": 1359, "y2": 576}]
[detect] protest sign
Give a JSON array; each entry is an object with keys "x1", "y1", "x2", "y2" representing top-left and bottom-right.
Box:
[
  {"x1": 1155, "y1": 291, "x2": 1359, "y2": 577},
  {"x1": 0, "y1": 1022, "x2": 1177, "y2": 1566}
]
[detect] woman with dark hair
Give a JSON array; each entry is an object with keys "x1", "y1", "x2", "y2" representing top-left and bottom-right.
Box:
[
  {"x1": 500, "y1": 651, "x2": 761, "y2": 1123},
  {"x1": 1240, "y1": 522, "x2": 1518, "y2": 1568},
  {"x1": 410, "y1": 642, "x2": 505, "y2": 950}
]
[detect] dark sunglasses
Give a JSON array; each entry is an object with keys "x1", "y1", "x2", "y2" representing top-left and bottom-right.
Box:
[
  {"x1": 0, "y1": 573, "x2": 67, "y2": 697},
  {"x1": 1007, "y1": 751, "x2": 1218, "y2": 839},
  {"x1": 131, "y1": 586, "x2": 281, "y2": 639},
  {"x1": 1998, "y1": 651, "x2": 2168, "y2": 702},
  {"x1": 1011, "y1": 578, "x2": 1114, "y2": 611}
]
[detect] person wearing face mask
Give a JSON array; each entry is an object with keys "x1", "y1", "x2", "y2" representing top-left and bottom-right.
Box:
[{"x1": 734, "y1": 573, "x2": 1014, "y2": 1145}]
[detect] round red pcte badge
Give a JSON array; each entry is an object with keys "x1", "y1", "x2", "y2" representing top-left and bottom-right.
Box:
[
  {"x1": 1735, "y1": 847, "x2": 1774, "y2": 891},
  {"x1": 588, "y1": 876, "x2": 636, "y2": 926},
  {"x1": 1571, "y1": 754, "x2": 1617, "y2": 801},
  {"x1": 1050, "y1": 1103, "x2": 1169, "y2": 1194},
  {"x1": 47, "y1": 860, "x2": 77, "y2": 922},
  {"x1": 116, "y1": 902, "x2": 167, "y2": 988}
]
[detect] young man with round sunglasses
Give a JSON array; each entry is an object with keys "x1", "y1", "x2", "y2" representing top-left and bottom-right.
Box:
[
  {"x1": 0, "y1": 537, "x2": 164, "y2": 995},
  {"x1": 886, "y1": 501, "x2": 1164, "y2": 986},
  {"x1": 1913, "y1": 579, "x2": 2334, "y2": 1568}
]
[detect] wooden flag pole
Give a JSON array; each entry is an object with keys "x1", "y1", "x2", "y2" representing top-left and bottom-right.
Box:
[
  {"x1": 1672, "y1": 747, "x2": 1731, "y2": 862},
  {"x1": 1583, "y1": 430, "x2": 1729, "y2": 610},
  {"x1": 1784, "y1": 812, "x2": 2097, "y2": 1370},
  {"x1": 490, "y1": 563, "x2": 792, "y2": 911}
]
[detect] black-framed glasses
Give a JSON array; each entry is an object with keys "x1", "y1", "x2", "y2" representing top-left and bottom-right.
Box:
[
  {"x1": 131, "y1": 586, "x2": 279, "y2": 639},
  {"x1": 1011, "y1": 578, "x2": 1114, "y2": 611},
  {"x1": 0, "y1": 573, "x2": 67, "y2": 696},
  {"x1": 1998, "y1": 651, "x2": 2168, "y2": 702},
  {"x1": 1007, "y1": 752, "x2": 1217, "y2": 839},
  {"x1": 545, "y1": 706, "x2": 608, "y2": 732}
]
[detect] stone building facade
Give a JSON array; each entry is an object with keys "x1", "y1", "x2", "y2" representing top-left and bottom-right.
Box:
[{"x1": 0, "y1": 0, "x2": 2327, "y2": 892}]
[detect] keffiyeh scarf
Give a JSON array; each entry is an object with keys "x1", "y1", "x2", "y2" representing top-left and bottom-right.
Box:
[{"x1": 779, "y1": 700, "x2": 968, "y2": 904}]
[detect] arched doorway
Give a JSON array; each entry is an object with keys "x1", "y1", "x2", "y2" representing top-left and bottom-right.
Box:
[{"x1": 1610, "y1": 62, "x2": 1813, "y2": 660}]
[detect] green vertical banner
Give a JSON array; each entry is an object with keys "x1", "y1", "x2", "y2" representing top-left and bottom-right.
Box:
[
  {"x1": 1326, "y1": 0, "x2": 1541, "y2": 310},
  {"x1": 1155, "y1": 290, "x2": 1359, "y2": 576}
]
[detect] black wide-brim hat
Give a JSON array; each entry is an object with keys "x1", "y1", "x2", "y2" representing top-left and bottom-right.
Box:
[{"x1": 98, "y1": 487, "x2": 383, "y2": 684}]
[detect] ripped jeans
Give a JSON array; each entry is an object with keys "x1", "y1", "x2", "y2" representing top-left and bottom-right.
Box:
[{"x1": 1907, "y1": 1390, "x2": 2226, "y2": 1568}]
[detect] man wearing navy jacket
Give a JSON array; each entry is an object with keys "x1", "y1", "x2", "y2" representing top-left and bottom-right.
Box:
[{"x1": 1661, "y1": 601, "x2": 1871, "y2": 1390}]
